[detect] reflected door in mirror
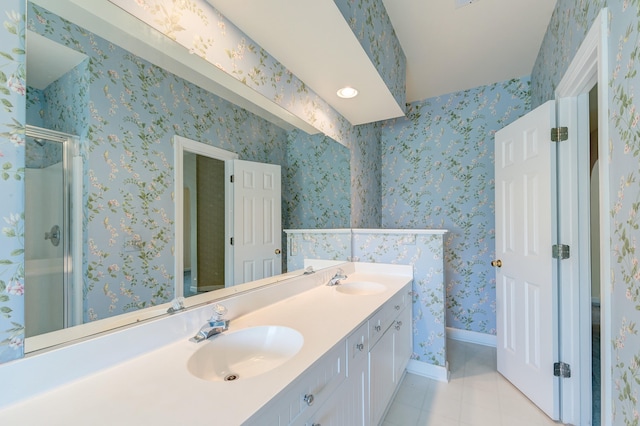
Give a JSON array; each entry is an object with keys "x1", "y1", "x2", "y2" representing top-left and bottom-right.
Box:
[{"x1": 232, "y1": 160, "x2": 282, "y2": 284}]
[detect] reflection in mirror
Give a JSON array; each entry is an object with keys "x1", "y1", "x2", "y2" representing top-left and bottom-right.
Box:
[
  {"x1": 22, "y1": 1, "x2": 351, "y2": 354},
  {"x1": 175, "y1": 135, "x2": 283, "y2": 298},
  {"x1": 24, "y1": 126, "x2": 81, "y2": 338},
  {"x1": 183, "y1": 151, "x2": 226, "y2": 296},
  {"x1": 174, "y1": 136, "x2": 237, "y2": 298}
]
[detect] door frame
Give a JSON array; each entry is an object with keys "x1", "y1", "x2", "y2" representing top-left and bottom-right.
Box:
[
  {"x1": 554, "y1": 8, "x2": 610, "y2": 425},
  {"x1": 173, "y1": 135, "x2": 238, "y2": 297}
]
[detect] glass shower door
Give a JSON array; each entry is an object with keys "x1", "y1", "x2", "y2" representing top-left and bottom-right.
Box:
[{"x1": 24, "y1": 127, "x2": 76, "y2": 338}]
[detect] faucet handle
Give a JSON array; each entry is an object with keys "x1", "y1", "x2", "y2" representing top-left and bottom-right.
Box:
[{"x1": 210, "y1": 303, "x2": 228, "y2": 321}]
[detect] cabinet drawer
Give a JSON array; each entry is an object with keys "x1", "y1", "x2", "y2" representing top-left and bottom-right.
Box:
[
  {"x1": 288, "y1": 343, "x2": 345, "y2": 425},
  {"x1": 369, "y1": 287, "x2": 408, "y2": 347},
  {"x1": 346, "y1": 321, "x2": 368, "y2": 375}
]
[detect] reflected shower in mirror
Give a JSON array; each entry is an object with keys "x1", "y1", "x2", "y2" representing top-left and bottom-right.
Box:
[{"x1": 24, "y1": 126, "x2": 81, "y2": 339}]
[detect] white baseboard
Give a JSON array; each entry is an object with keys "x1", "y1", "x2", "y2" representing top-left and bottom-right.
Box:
[
  {"x1": 446, "y1": 327, "x2": 496, "y2": 347},
  {"x1": 406, "y1": 359, "x2": 450, "y2": 382}
]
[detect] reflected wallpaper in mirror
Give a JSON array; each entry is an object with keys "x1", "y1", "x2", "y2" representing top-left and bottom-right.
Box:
[{"x1": 23, "y1": 2, "x2": 351, "y2": 335}]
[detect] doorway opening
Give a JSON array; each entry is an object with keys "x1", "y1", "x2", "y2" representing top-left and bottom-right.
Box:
[{"x1": 554, "y1": 8, "x2": 609, "y2": 425}]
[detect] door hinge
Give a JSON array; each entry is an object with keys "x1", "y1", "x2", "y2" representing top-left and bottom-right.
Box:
[
  {"x1": 230, "y1": 175, "x2": 234, "y2": 183},
  {"x1": 554, "y1": 362, "x2": 571, "y2": 378},
  {"x1": 551, "y1": 127, "x2": 568, "y2": 142},
  {"x1": 230, "y1": 237, "x2": 234, "y2": 245},
  {"x1": 552, "y1": 244, "x2": 570, "y2": 260}
]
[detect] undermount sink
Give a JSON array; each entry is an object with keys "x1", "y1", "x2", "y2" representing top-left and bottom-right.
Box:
[
  {"x1": 187, "y1": 325, "x2": 303, "y2": 382},
  {"x1": 335, "y1": 281, "x2": 386, "y2": 295}
]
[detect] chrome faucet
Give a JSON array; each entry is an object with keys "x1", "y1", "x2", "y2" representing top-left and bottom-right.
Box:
[
  {"x1": 191, "y1": 303, "x2": 229, "y2": 343},
  {"x1": 327, "y1": 268, "x2": 347, "y2": 286}
]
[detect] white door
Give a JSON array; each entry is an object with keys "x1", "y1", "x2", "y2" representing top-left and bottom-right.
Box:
[
  {"x1": 231, "y1": 160, "x2": 282, "y2": 285},
  {"x1": 494, "y1": 100, "x2": 559, "y2": 420}
]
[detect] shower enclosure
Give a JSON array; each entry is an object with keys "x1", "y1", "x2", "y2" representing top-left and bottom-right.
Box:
[{"x1": 24, "y1": 126, "x2": 82, "y2": 338}]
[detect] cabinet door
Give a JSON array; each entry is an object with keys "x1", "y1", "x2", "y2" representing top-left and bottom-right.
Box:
[
  {"x1": 305, "y1": 362, "x2": 366, "y2": 426},
  {"x1": 369, "y1": 327, "x2": 395, "y2": 425},
  {"x1": 393, "y1": 306, "x2": 413, "y2": 382}
]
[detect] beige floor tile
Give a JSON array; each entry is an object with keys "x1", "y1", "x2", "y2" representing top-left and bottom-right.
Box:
[{"x1": 383, "y1": 339, "x2": 568, "y2": 426}]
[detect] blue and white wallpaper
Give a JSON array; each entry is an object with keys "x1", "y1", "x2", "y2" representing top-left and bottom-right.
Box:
[
  {"x1": 353, "y1": 231, "x2": 447, "y2": 366},
  {"x1": 381, "y1": 77, "x2": 531, "y2": 334},
  {"x1": 285, "y1": 130, "x2": 351, "y2": 229},
  {"x1": 0, "y1": 1, "x2": 26, "y2": 363},
  {"x1": 333, "y1": 0, "x2": 406, "y2": 111}
]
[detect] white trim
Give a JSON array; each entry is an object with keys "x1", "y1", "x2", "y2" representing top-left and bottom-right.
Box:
[
  {"x1": 554, "y1": 8, "x2": 609, "y2": 426},
  {"x1": 446, "y1": 327, "x2": 497, "y2": 347},
  {"x1": 351, "y1": 228, "x2": 448, "y2": 235},
  {"x1": 283, "y1": 228, "x2": 352, "y2": 234},
  {"x1": 406, "y1": 359, "x2": 450, "y2": 382},
  {"x1": 71, "y1": 155, "x2": 83, "y2": 328},
  {"x1": 173, "y1": 135, "x2": 238, "y2": 297},
  {"x1": 284, "y1": 228, "x2": 449, "y2": 235}
]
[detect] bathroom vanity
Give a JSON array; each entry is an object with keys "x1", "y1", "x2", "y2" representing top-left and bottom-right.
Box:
[{"x1": 0, "y1": 262, "x2": 412, "y2": 425}]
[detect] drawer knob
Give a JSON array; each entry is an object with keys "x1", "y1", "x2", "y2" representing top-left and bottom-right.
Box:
[
  {"x1": 375, "y1": 325, "x2": 381, "y2": 332},
  {"x1": 304, "y1": 393, "x2": 315, "y2": 406},
  {"x1": 395, "y1": 304, "x2": 401, "y2": 310},
  {"x1": 395, "y1": 324, "x2": 401, "y2": 331},
  {"x1": 356, "y1": 343, "x2": 364, "y2": 351}
]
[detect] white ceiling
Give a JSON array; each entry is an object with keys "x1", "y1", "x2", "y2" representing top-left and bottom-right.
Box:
[
  {"x1": 208, "y1": 0, "x2": 557, "y2": 122},
  {"x1": 207, "y1": 0, "x2": 405, "y2": 126},
  {"x1": 383, "y1": 0, "x2": 558, "y2": 102},
  {"x1": 27, "y1": 31, "x2": 87, "y2": 90}
]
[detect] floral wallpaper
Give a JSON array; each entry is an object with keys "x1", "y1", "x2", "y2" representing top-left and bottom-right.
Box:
[
  {"x1": 0, "y1": 1, "x2": 26, "y2": 363},
  {"x1": 352, "y1": 231, "x2": 447, "y2": 366},
  {"x1": 349, "y1": 123, "x2": 382, "y2": 228},
  {"x1": 285, "y1": 230, "x2": 352, "y2": 271},
  {"x1": 284, "y1": 130, "x2": 351, "y2": 229},
  {"x1": 532, "y1": 0, "x2": 640, "y2": 423},
  {"x1": 109, "y1": 0, "x2": 359, "y2": 148},
  {"x1": 380, "y1": 77, "x2": 531, "y2": 334},
  {"x1": 333, "y1": 0, "x2": 406, "y2": 111}
]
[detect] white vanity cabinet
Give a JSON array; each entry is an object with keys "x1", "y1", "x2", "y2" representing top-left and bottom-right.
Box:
[
  {"x1": 246, "y1": 342, "x2": 346, "y2": 426},
  {"x1": 308, "y1": 320, "x2": 371, "y2": 426},
  {"x1": 369, "y1": 286, "x2": 411, "y2": 425},
  {"x1": 250, "y1": 282, "x2": 412, "y2": 426}
]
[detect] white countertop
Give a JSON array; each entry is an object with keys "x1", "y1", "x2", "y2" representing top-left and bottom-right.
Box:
[{"x1": 0, "y1": 263, "x2": 412, "y2": 425}]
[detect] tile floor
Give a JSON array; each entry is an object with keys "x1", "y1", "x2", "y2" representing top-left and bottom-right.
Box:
[{"x1": 382, "y1": 339, "x2": 559, "y2": 426}]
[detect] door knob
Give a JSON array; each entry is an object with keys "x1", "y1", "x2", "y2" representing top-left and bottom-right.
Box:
[
  {"x1": 491, "y1": 259, "x2": 503, "y2": 267},
  {"x1": 274, "y1": 249, "x2": 281, "y2": 255}
]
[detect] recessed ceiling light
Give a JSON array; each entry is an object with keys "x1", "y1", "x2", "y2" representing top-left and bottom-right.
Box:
[{"x1": 337, "y1": 86, "x2": 358, "y2": 99}]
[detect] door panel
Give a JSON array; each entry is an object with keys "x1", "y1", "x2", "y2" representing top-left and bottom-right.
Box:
[
  {"x1": 232, "y1": 160, "x2": 282, "y2": 285},
  {"x1": 495, "y1": 100, "x2": 559, "y2": 420}
]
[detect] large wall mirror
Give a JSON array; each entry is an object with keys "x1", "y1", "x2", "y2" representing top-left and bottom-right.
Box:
[{"x1": 23, "y1": 0, "x2": 352, "y2": 353}]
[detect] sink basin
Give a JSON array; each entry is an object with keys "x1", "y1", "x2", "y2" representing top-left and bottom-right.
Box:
[
  {"x1": 187, "y1": 325, "x2": 303, "y2": 382},
  {"x1": 335, "y1": 281, "x2": 386, "y2": 295}
]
